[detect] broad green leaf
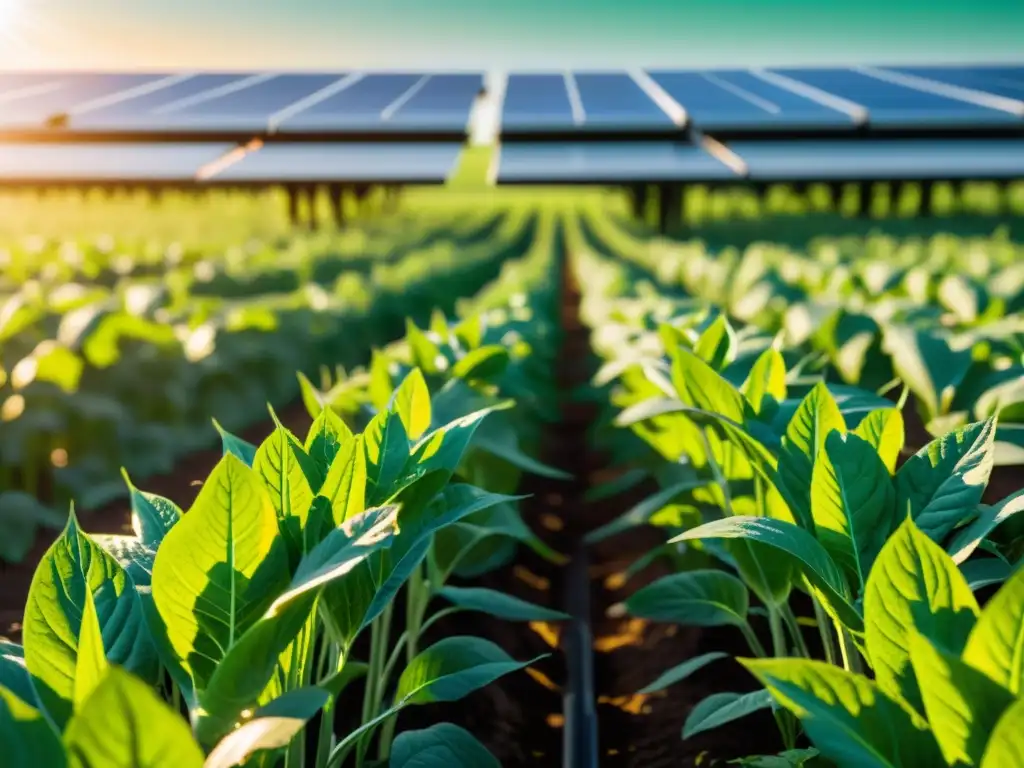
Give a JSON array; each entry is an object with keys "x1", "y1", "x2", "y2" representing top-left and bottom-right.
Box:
[
  {"x1": 405, "y1": 318, "x2": 444, "y2": 375},
  {"x1": 390, "y1": 723, "x2": 499, "y2": 768},
  {"x1": 322, "y1": 486, "x2": 515, "y2": 650},
  {"x1": 122, "y1": 470, "x2": 181, "y2": 548},
  {"x1": 437, "y1": 586, "x2": 569, "y2": 622},
  {"x1": 909, "y1": 632, "x2": 1013, "y2": 766},
  {"x1": 673, "y1": 516, "x2": 861, "y2": 631},
  {"x1": 742, "y1": 348, "x2": 787, "y2": 415},
  {"x1": 694, "y1": 314, "x2": 738, "y2": 371},
  {"x1": 0, "y1": 685, "x2": 66, "y2": 768},
  {"x1": 775, "y1": 382, "x2": 846, "y2": 533},
  {"x1": 391, "y1": 368, "x2": 431, "y2": 440},
  {"x1": 297, "y1": 371, "x2": 327, "y2": 417},
  {"x1": 24, "y1": 512, "x2": 157, "y2": 729},
  {"x1": 667, "y1": 342, "x2": 746, "y2": 422},
  {"x1": 864, "y1": 518, "x2": 979, "y2": 712},
  {"x1": 811, "y1": 431, "x2": 896, "y2": 588},
  {"x1": 637, "y1": 651, "x2": 727, "y2": 694},
  {"x1": 852, "y1": 409, "x2": 904, "y2": 474},
  {"x1": 254, "y1": 420, "x2": 322, "y2": 565},
  {"x1": 744, "y1": 658, "x2": 943, "y2": 768},
  {"x1": 963, "y1": 566, "x2": 1024, "y2": 694},
  {"x1": 92, "y1": 534, "x2": 155, "y2": 588},
  {"x1": 0, "y1": 643, "x2": 33, "y2": 707},
  {"x1": 368, "y1": 349, "x2": 393, "y2": 410},
  {"x1": 360, "y1": 487, "x2": 518, "y2": 630},
  {"x1": 452, "y1": 346, "x2": 510, "y2": 382},
  {"x1": 196, "y1": 505, "x2": 398, "y2": 744},
  {"x1": 204, "y1": 688, "x2": 330, "y2": 768},
  {"x1": 320, "y1": 434, "x2": 368, "y2": 524},
  {"x1": 961, "y1": 557, "x2": 1013, "y2": 591},
  {"x1": 683, "y1": 689, "x2": 773, "y2": 739},
  {"x1": 625, "y1": 570, "x2": 749, "y2": 627},
  {"x1": 64, "y1": 668, "x2": 204, "y2": 768},
  {"x1": 896, "y1": 419, "x2": 997, "y2": 542},
  {"x1": 395, "y1": 636, "x2": 541, "y2": 705},
  {"x1": 213, "y1": 419, "x2": 257, "y2": 466},
  {"x1": 364, "y1": 410, "x2": 411, "y2": 505},
  {"x1": 948, "y1": 489, "x2": 1024, "y2": 565},
  {"x1": 980, "y1": 697, "x2": 1024, "y2": 767},
  {"x1": 884, "y1": 326, "x2": 972, "y2": 418},
  {"x1": 304, "y1": 407, "x2": 353, "y2": 476},
  {"x1": 151, "y1": 454, "x2": 290, "y2": 692},
  {"x1": 72, "y1": 589, "x2": 107, "y2": 711}
]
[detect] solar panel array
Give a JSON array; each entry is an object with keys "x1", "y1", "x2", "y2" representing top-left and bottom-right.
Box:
[
  {"x1": 0, "y1": 71, "x2": 483, "y2": 136},
  {"x1": 0, "y1": 64, "x2": 1020, "y2": 185}
]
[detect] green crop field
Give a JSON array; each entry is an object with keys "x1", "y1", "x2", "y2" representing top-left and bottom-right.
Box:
[{"x1": 1, "y1": 183, "x2": 1024, "y2": 768}]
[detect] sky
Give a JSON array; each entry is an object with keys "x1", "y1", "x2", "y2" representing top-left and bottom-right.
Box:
[{"x1": 0, "y1": 0, "x2": 1022, "y2": 71}]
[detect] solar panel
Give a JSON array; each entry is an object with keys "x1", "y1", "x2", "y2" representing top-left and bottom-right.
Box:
[
  {"x1": 273, "y1": 73, "x2": 423, "y2": 131},
  {"x1": 213, "y1": 142, "x2": 463, "y2": 183},
  {"x1": 386, "y1": 74, "x2": 483, "y2": 128},
  {"x1": 0, "y1": 74, "x2": 167, "y2": 129},
  {"x1": 729, "y1": 139, "x2": 1024, "y2": 181},
  {"x1": 0, "y1": 142, "x2": 233, "y2": 183},
  {"x1": 70, "y1": 74, "x2": 252, "y2": 128},
  {"x1": 647, "y1": 70, "x2": 856, "y2": 131},
  {"x1": 770, "y1": 68, "x2": 1022, "y2": 127},
  {"x1": 502, "y1": 74, "x2": 576, "y2": 130},
  {"x1": 573, "y1": 73, "x2": 674, "y2": 129},
  {"x1": 888, "y1": 66, "x2": 1024, "y2": 102},
  {"x1": 154, "y1": 74, "x2": 341, "y2": 129},
  {"x1": 497, "y1": 141, "x2": 737, "y2": 183}
]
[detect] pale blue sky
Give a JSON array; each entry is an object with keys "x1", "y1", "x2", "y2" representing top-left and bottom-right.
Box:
[{"x1": 0, "y1": 0, "x2": 1021, "y2": 71}]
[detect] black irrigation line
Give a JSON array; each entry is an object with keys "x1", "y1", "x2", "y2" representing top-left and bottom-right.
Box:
[{"x1": 555, "y1": 223, "x2": 600, "y2": 768}]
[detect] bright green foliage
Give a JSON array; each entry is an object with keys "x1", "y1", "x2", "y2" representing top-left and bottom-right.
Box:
[{"x1": 864, "y1": 518, "x2": 979, "y2": 712}]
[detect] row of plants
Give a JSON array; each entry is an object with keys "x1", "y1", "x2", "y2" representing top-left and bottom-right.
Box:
[
  {"x1": 0, "y1": 203, "x2": 540, "y2": 562},
  {"x1": 570, "y1": 211, "x2": 1024, "y2": 766},
  {"x1": 580, "y1": 204, "x2": 1024, "y2": 466},
  {"x1": 0, "y1": 206, "x2": 569, "y2": 767}
]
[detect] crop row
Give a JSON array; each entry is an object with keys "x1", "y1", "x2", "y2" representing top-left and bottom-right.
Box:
[
  {"x1": 570, "y1": 209, "x2": 1024, "y2": 767},
  {"x1": 1, "y1": 208, "x2": 568, "y2": 767},
  {"x1": 0, "y1": 203, "x2": 541, "y2": 562}
]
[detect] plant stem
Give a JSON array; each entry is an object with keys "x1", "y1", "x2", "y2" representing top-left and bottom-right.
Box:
[
  {"x1": 377, "y1": 566, "x2": 430, "y2": 762},
  {"x1": 812, "y1": 597, "x2": 838, "y2": 666},
  {"x1": 779, "y1": 604, "x2": 811, "y2": 658},
  {"x1": 315, "y1": 647, "x2": 342, "y2": 768},
  {"x1": 356, "y1": 604, "x2": 392, "y2": 767},
  {"x1": 840, "y1": 627, "x2": 865, "y2": 674},
  {"x1": 768, "y1": 606, "x2": 788, "y2": 657},
  {"x1": 739, "y1": 621, "x2": 768, "y2": 658},
  {"x1": 835, "y1": 621, "x2": 853, "y2": 672}
]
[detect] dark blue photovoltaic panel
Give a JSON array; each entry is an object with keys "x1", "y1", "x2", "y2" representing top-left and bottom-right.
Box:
[
  {"x1": 661, "y1": 69, "x2": 855, "y2": 130},
  {"x1": 770, "y1": 68, "x2": 1020, "y2": 126},
  {"x1": 277, "y1": 74, "x2": 422, "y2": 129},
  {"x1": 387, "y1": 74, "x2": 483, "y2": 127},
  {"x1": 573, "y1": 73, "x2": 673, "y2": 129},
  {"x1": 0, "y1": 142, "x2": 233, "y2": 182},
  {"x1": 888, "y1": 66, "x2": 1024, "y2": 101},
  {"x1": 0, "y1": 74, "x2": 165, "y2": 128},
  {"x1": 166, "y1": 74, "x2": 340, "y2": 120},
  {"x1": 73, "y1": 74, "x2": 251, "y2": 126},
  {"x1": 498, "y1": 141, "x2": 736, "y2": 183},
  {"x1": 648, "y1": 69, "x2": 855, "y2": 130},
  {"x1": 502, "y1": 74, "x2": 575, "y2": 130},
  {"x1": 731, "y1": 139, "x2": 1024, "y2": 180},
  {"x1": 214, "y1": 142, "x2": 462, "y2": 183}
]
